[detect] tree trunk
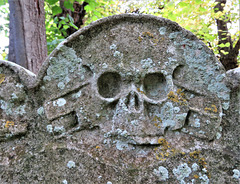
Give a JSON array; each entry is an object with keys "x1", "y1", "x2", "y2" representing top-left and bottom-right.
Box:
[
  {"x1": 8, "y1": 0, "x2": 47, "y2": 74},
  {"x1": 214, "y1": 0, "x2": 240, "y2": 70},
  {"x1": 56, "y1": 0, "x2": 88, "y2": 37}
]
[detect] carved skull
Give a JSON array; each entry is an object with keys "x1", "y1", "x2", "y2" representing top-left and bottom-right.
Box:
[{"x1": 94, "y1": 53, "x2": 191, "y2": 144}]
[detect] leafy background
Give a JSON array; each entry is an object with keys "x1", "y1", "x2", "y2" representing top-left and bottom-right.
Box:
[{"x1": 0, "y1": 0, "x2": 239, "y2": 65}]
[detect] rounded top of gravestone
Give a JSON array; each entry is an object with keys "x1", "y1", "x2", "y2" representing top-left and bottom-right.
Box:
[{"x1": 38, "y1": 14, "x2": 230, "y2": 141}]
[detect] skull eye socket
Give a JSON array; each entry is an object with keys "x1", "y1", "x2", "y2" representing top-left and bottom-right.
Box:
[
  {"x1": 97, "y1": 72, "x2": 121, "y2": 98},
  {"x1": 143, "y1": 73, "x2": 168, "y2": 100},
  {"x1": 173, "y1": 65, "x2": 185, "y2": 80}
]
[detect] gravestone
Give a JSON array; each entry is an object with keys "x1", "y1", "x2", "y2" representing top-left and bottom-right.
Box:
[{"x1": 0, "y1": 14, "x2": 240, "y2": 183}]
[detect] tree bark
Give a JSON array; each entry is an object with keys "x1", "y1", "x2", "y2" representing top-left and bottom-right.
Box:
[
  {"x1": 214, "y1": 0, "x2": 240, "y2": 70},
  {"x1": 8, "y1": 0, "x2": 47, "y2": 74},
  {"x1": 56, "y1": 0, "x2": 88, "y2": 37}
]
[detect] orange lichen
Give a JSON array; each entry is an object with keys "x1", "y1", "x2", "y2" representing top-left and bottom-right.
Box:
[
  {"x1": 139, "y1": 31, "x2": 159, "y2": 46},
  {"x1": 142, "y1": 31, "x2": 154, "y2": 38},
  {"x1": 208, "y1": 172, "x2": 211, "y2": 178},
  {"x1": 167, "y1": 91, "x2": 178, "y2": 101},
  {"x1": 198, "y1": 157, "x2": 207, "y2": 168},
  {"x1": 154, "y1": 123, "x2": 161, "y2": 128},
  {"x1": 5, "y1": 121, "x2": 15, "y2": 128},
  {"x1": 188, "y1": 150, "x2": 210, "y2": 178},
  {"x1": 212, "y1": 104, "x2": 217, "y2": 112},
  {"x1": 137, "y1": 88, "x2": 145, "y2": 94},
  {"x1": 176, "y1": 88, "x2": 182, "y2": 94},
  {"x1": 157, "y1": 138, "x2": 169, "y2": 147},
  {"x1": 194, "y1": 175, "x2": 199, "y2": 179},
  {"x1": 204, "y1": 104, "x2": 218, "y2": 113},
  {"x1": 155, "y1": 138, "x2": 177, "y2": 161},
  {"x1": 167, "y1": 89, "x2": 187, "y2": 105},
  {"x1": 189, "y1": 150, "x2": 201, "y2": 159},
  {"x1": 153, "y1": 117, "x2": 160, "y2": 122},
  {"x1": 0, "y1": 74, "x2": 5, "y2": 85},
  {"x1": 152, "y1": 38, "x2": 159, "y2": 43},
  {"x1": 153, "y1": 116, "x2": 162, "y2": 128},
  {"x1": 138, "y1": 36, "x2": 143, "y2": 43},
  {"x1": 204, "y1": 107, "x2": 211, "y2": 111},
  {"x1": 152, "y1": 38, "x2": 159, "y2": 45}
]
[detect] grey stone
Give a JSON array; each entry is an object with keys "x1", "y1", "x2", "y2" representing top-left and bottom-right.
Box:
[{"x1": 0, "y1": 14, "x2": 239, "y2": 183}]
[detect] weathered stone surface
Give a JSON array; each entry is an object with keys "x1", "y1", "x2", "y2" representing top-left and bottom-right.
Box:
[{"x1": 0, "y1": 14, "x2": 239, "y2": 183}]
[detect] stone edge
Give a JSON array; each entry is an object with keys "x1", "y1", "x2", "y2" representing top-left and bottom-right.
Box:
[
  {"x1": 1, "y1": 14, "x2": 231, "y2": 89},
  {"x1": 0, "y1": 59, "x2": 36, "y2": 87},
  {"x1": 34, "y1": 13, "x2": 205, "y2": 88}
]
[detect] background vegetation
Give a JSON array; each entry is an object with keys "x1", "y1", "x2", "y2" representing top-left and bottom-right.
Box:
[{"x1": 0, "y1": 0, "x2": 239, "y2": 71}]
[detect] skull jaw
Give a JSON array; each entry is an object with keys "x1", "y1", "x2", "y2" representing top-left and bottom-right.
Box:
[{"x1": 100, "y1": 101, "x2": 189, "y2": 145}]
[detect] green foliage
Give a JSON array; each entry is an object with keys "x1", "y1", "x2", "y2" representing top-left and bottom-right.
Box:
[
  {"x1": 119, "y1": 0, "x2": 239, "y2": 64},
  {"x1": 0, "y1": 3, "x2": 9, "y2": 60},
  {"x1": 52, "y1": 5, "x2": 62, "y2": 16},
  {"x1": 219, "y1": 42, "x2": 230, "y2": 48},
  {"x1": 64, "y1": 1, "x2": 74, "y2": 11},
  {"x1": 0, "y1": 3, "x2": 8, "y2": 36},
  {"x1": 0, "y1": 0, "x2": 239, "y2": 65},
  {"x1": 44, "y1": 0, "x2": 119, "y2": 53},
  {"x1": 45, "y1": 2, "x2": 65, "y2": 53},
  {"x1": 83, "y1": 0, "x2": 120, "y2": 24},
  {"x1": 0, "y1": 0, "x2": 7, "y2": 6},
  {"x1": 47, "y1": 0, "x2": 59, "y2": 5}
]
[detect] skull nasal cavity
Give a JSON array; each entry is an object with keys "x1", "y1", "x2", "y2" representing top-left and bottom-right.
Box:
[
  {"x1": 97, "y1": 72, "x2": 121, "y2": 98},
  {"x1": 126, "y1": 92, "x2": 140, "y2": 111},
  {"x1": 143, "y1": 73, "x2": 167, "y2": 100}
]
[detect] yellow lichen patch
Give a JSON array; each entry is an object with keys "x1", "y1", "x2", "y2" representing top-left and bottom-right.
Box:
[
  {"x1": 137, "y1": 88, "x2": 145, "y2": 95},
  {"x1": 194, "y1": 175, "x2": 199, "y2": 179},
  {"x1": 153, "y1": 116, "x2": 162, "y2": 122},
  {"x1": 189, "y1": 150, "x2": 201, "y2": 159},
  {"x1": 138, "y1": 36, "x2": 143, "y2": 43},
  {"x1": 0, "y1": 74, "x2": 5, "y2": 85},
  {"x1": 204, "y1": 107, "x2": 211, "y2": 111},
  {"x1": 167, "y1": 91, "x2": 179, "y2": 103},
  {"x1": 207, "y1": 172, "x2": 211, "y2": 179},
  {"x1": 142, "y1": 31, "x2": 154, "y2": 38},
  {"x1": 96, "y1": 146, "x2": 100, "y2": 149},
  {"x1": 138, "y1": 31, "x2": 159, "y2": 45},
  {"x1": 152, "y1": 38, "x2": 159, "y2": 46},
  {"x1": 153, "y1": 115, "x2": 162, "y2": 128},
  {"x1": 176, "y1": 88, "x2": 182, "y2": 94},
  {"x1": 152, "y1": 38, "x2": 159, "y2": 43},
  {"x1": 198, "y1": 157, "x2": 210, "y2": 178},
  {"x1": 167, "y1": 89, "x2": 187, "y2": 105},
  {"x1": 198, "y1": 157, "x2": 207, "y2": 168},
  {"x1": 154, "y1": 123, "x2": 161, "y2": 128},
  {"x1": 188, "y1": 150, "x2": 210, "y2": 178},
  {"x1": 157, "y1": 138, "x2": 169, "y2": 148},
  {"x1": 204, "y1": 104, "x2": 218, "y2": 113},
  {"x1": 5, "y1": 121, "x2": 15, "y2": 128},
  {"x1": 154, "y1": 138, "x2": 177, "y2": 161}
]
